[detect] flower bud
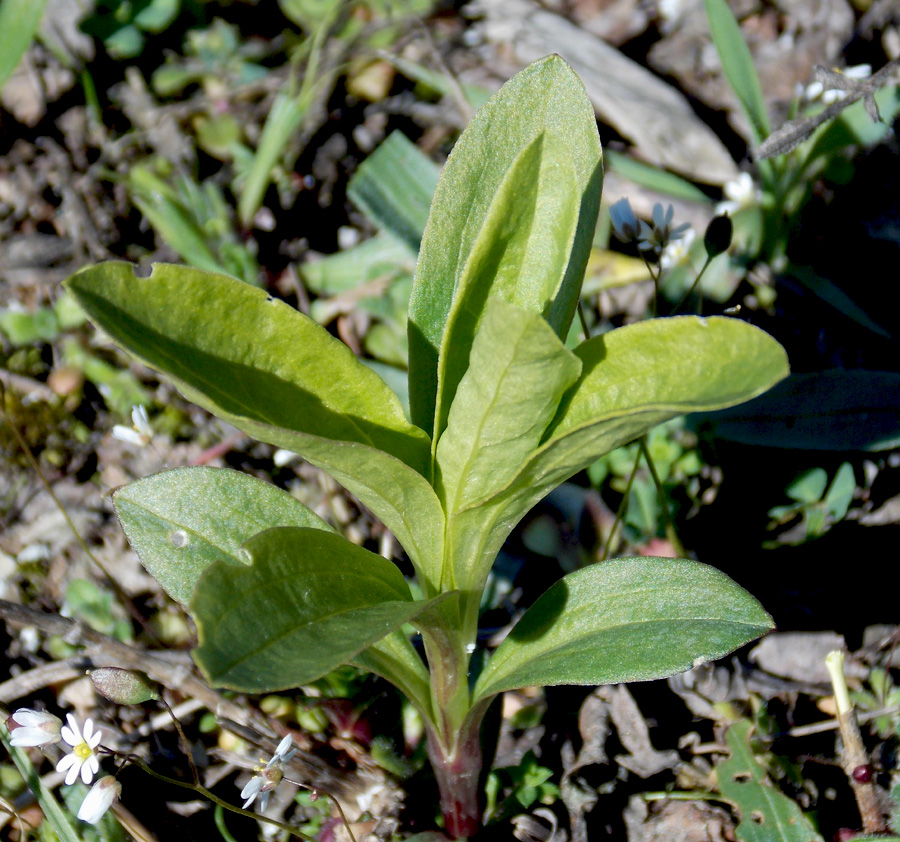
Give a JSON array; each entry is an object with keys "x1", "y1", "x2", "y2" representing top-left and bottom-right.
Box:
[
  {"x1": 90, "y1": 667, "x2": 158, "y2": 704},
  {"x1": 78, "y1": 776, "x2": 121, "y2": 824},
  {"x1": 703, "y1": 214, "x2": 733, "y2": 258}
]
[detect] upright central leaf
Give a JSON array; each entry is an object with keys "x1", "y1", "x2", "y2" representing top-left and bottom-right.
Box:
[
  {"x1": 408, "y1": 55, "x2": 602, "y2": 436},
  {"x1": 430, "y1": 132, "x2": 580, "y2": 449},
  {"x1": 435, "y1": 299, "x2": 581, "y2": 590}
]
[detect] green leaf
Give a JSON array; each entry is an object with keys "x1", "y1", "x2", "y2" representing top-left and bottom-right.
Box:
[
  {"x1": 128, "y1": 167, "x2": 225, "y2": 277},
  {"x1": 690, "y1": 370, "x2": 900, "y2": 451},
  {"x1": 437, "y1": 299, "x2": 581, "y2": 516},
  {"x1": 448, "y1": 316, "x2": 789, "y2": 596},
  {"x1": 64, "y1": 262, "x2": 429, "y2": 471},
  {"x1": 704, "y1": 0, "x2": 770, "y2": 148},
  {"x1": 431, "y1": 132, "x2": 582, "y2": 445},
  {"x1": 66, "y1": 262, "x2": 445, "y2": 588},
  {"x1": 113, "y1": 467, "x2": 334, "y2": 605},
  {"x1": 301, "y1": 232, "x2": 414, "y2": 296},
  {"x1": 347, "y1": 130, "x2": 440, "y2": 255},
  {"x1": 291, "y1": 439, "x2": 444, "y2": 594},
  {"x1": 408, "y1": 55, "x2": 602, "y2": 433},
  {"x1": 352, "y1": 631, "x2": 433, "y2": 720},
  {"x1": 192, "y1": 527, "x2": 432, "y2": 692},
  {"x1": 0, "y1": 0, "x2": 48, "y2": 93},
  {"x1": 238, "y1": 87, "x2": 316, "y2": 229},
  {"x1": 825, "y1": 462, "x2": 855, "y2": 521},
  {"x1": 473, "y1": 557, "x2": 773, "y2": 702},
  {"x1": 717, "y1": 720, "x2": 824, "y2": 842}
]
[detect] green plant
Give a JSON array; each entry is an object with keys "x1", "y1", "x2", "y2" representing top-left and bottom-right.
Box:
[
  {"x1": 65, "y1": 56, "x2": 789, "y2": 837},
  {"x1": 765, "y1": 462, "x2": 855, "y2": 547},
  {"x1": 717, "y1": 719, "x2": 824, "y2": 842},
  {"x1": 703, "y1": 0, "x2": 900, "y2": 299}
]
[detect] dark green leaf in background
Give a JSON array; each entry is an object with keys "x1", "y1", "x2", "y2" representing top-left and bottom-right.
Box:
[{"x1": 690, "y1": 370, "x2": 900, "y2": 451}]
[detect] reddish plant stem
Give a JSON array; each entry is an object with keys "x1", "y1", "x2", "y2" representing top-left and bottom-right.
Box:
[{"x1": 426, "y1": 720, "x2": 484, "y2": 839}]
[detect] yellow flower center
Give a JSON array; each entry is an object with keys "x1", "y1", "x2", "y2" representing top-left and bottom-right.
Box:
[{"x1": 74, "y1": 741, "x2": 92, "y2": 760}]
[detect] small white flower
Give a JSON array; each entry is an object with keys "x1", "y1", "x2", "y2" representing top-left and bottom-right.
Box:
[
  {"x1": 8, "y1": 709, "x2": 63, "y2": 747},
  {"x1": 77, "y1": 776, "x2": 121, "y2": 824},
  {"x1": 715, "y1": 172, "x2": 760, "y2": 216},
  {"x1": 660, "y1": 227, "x2": 696, "y2": 270},
  {"x1": 56, "y1": 714, "x2": 103, "y2": 785},
  {"x1": 805, "y1": 64, "x2": 871, "y2": 104},
  {"x1": 112, "y1": 405, "x2": 153, "y2": 447},
  {"x1": 638, "y1": 203, "x2": 691, "y2": 253},
  {"x1": 240, "y1": 734, "x2": 296, "y2": 811},
  {"x1": 609, "y1": 198, "x2": 641, "y2": 242}
]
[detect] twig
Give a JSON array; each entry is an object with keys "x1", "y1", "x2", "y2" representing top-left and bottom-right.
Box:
[
  {"x1": 755, "y1": 58, "x2": 900, "y2": 160},
  {"x1": 826, "y1": 651, "x2": 886, "y2": 834}
]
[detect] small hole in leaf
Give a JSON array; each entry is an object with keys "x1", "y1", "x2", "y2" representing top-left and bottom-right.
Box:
[
  {"x1": 134, "y1": 263, "x2": 154, "y2": 279},
  {"x1": 170, "y1": 530, "x2": 189, "y2": 548},
  {"x1": 750, "y1": 811, "x2": 764, "y2": 824},
  {"x1": 732, "y1": 772, "x2": 752, "y2": 783}
]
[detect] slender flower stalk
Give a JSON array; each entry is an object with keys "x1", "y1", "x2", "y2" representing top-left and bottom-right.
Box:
[
  {"x1": 57, "y1": 714, "x2": 103, "y2": 785},
  {"x1": 8, "y1": 709, "x2": 63, "y2": 747}
]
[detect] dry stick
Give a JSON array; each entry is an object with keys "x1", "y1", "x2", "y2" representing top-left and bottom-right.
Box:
[
  {"x1": 755, "y1": 58, "x2": 900, "y2": 160},
  {"x1": 825, "y1": 651, "x2": 886, "y2": 834},
  {"x1": 0, "y1": 600, "x2": 363, "y2": 839},
  {"x1": 0, "y1": 600, "x2": 350, "y2": 792}
]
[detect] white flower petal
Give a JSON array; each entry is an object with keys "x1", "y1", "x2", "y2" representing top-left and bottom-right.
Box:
[
  {"x1": 57, "y1": 754, "x2": 80, "y2": 786},
  {"x1": 61, "y1": 714, "x2": 81, "y2": 747},
  {"x1": 273, "y1": 735, "x2": 293, "y2": 760},
  {"x1": 242, "y1": 777, "x2": 264, "y2": 808},
  {"x1": 111, "y1": 426, "x2": 146, "y2": 446},
  {"x1": 81, "y1": 755, "x2": 99, "y2": 785}
]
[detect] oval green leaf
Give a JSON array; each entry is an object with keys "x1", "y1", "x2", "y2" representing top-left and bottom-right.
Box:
[
  {"x1": 431, "y1": 131, "x2": 581, "y2": 443},
  {"x1": 113, "y1": 467, "x2": 333, "y2": 605},
  {"x1": 473, "y1": 557, "x2": 773, "y2": 703},
  {"x1": 192, "y1": 527, "x2": 430, "y2": 692}
]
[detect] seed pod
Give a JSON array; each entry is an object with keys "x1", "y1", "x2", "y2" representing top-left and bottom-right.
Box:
[
  {"x1": 91, "y1": 667, "x2": 158, "y2": 705},
  {"x1": 704, "y1": 214, "x2": 733, "y2": 258}
]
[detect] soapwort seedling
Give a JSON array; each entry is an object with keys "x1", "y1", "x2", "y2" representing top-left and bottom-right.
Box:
[{"x1": 65, "y1": 56, "x2": 790, "y2": 837}]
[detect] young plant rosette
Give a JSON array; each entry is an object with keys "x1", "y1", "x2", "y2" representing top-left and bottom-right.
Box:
[{"x1": 65, "y1": 57, "x2": 788, "y2": 838}]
